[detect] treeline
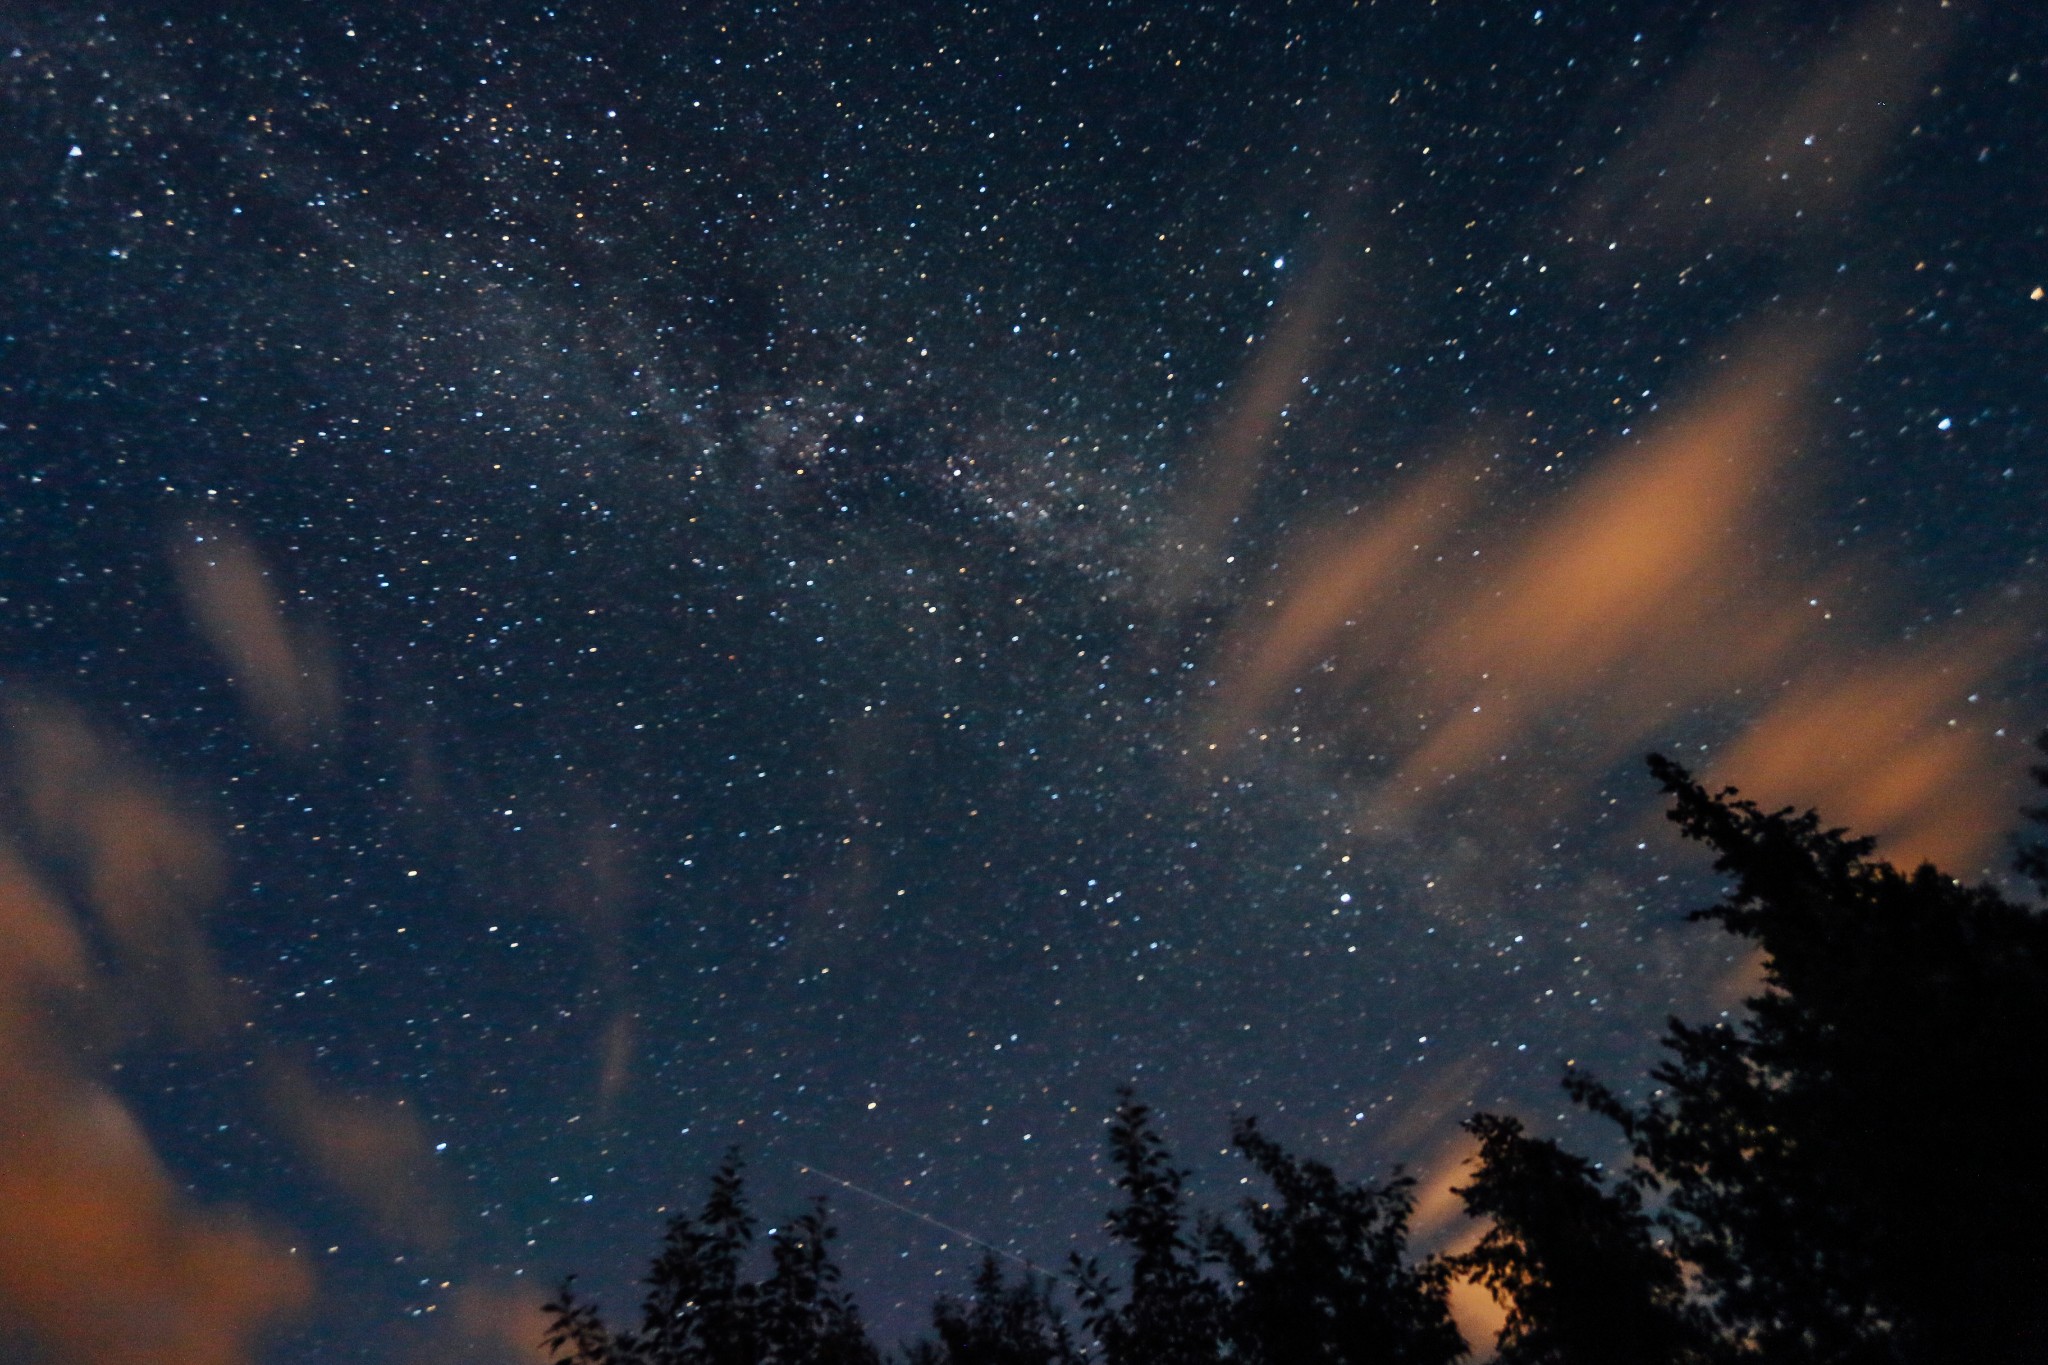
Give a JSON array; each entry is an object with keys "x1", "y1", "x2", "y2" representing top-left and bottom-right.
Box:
[{"x1": 545, "y1": 752, "x2": 2048, "y2": 1364}]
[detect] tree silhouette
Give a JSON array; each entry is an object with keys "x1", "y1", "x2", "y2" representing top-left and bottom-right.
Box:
[
  {"x1": 758, "y1": 1201, "x2": 879, "y2": 1365},
  {"x1": 636, "y1": 1153, "x2": 764, "y2": 1364},
  {"x1": 1449, "y1": 1113, "x2": 1710, "y2": 1365},
  {"x1": 1207, "y1": 1114, "x2": 1464, "y2": 1365},
  {"x1": 1069, "y1": 1088, "x2": 1227, "y2": 1365},
  {"x1": 546, "y1": 744, "x2": 2048, "y2": 1365},
  {"x1": 542, "y1": 1150, "x2": 878, "y2": 1365},
  {"x1": 2014, "y1": 730, "x2": 2048, "y2": 899},
  {"x1": 905, "y1": 1254, "x2": 1083, "y2": 1365},
  {"x1": 1565, "y1": 754, "x2": 2048, "y2": 1365}
]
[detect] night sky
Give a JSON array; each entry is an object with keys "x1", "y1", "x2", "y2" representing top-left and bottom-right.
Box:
[{"x1": 2, "y1": 1, "x2": 2045, "y2": 1361}]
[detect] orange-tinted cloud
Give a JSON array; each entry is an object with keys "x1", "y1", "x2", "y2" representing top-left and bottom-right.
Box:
[
  {"x1": 1383, "y1": 328, "x2": 1824, "y2": 805},
  {"x1": 1397, "y1": 1127, "x2": 1508, "y2": 1360},
  {"x1": 1203, "y1": 458, "x2": 1481, "y2": 749},
  {"x1": 415, "y1": 1281, "x2": 554, "y2": 1364},
  {"x1": 1446, "y1": 1270, "x2": 1511, "y2": 1363},
  {"x1": 0, "y1": 1049, "x2": 313, "y2": 1365},
  {"x1": 7, "y1": 697, "x2": 229, "y2": 1039},
  {"x1": 0, "y1": 838, "x2": 98, "y2": 999},
  {"x1": 1200, "y1": 327, "x2": 1826, "y2": 815},
  {"x1": 1704, "y1": 616, "x2": 2026, "y2": 873},
  {"x1": 1200, "y1": 316, "x2": 2035, "y2": 872},
  {"x1": 0, "y1": 837, "x2": 311, "y2": 1365},
  {"x1": 264, "y1": 1058, "x2": 453, "y2": 1250},
  {"x1": 169, "y1": 520, "x2": 339, "y2": 751}
]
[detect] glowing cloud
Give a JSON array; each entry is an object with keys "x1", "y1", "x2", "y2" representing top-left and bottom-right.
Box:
[
  {"x1": 1200, "y1": 317, "x2": 2033, "y2": 873},
  {"x1": 1705, "y1": 616, "x2": 2027, "y2": 873},
  {"x1": 1383, "y1": 329, "x2": 1823, "y2": 809},
  {"x1": 264, "y1": 1059, "x2": 453, "y2": 1250},
  {"x1": 7, "y1": 697, "x2": 230, "y2": 1039},
  {"x1": 0, "y1": 830, "x2": 310, "y2": 1365},
  {"x1": 169, "y1": 520, "x2": 340, "y2": 752}
]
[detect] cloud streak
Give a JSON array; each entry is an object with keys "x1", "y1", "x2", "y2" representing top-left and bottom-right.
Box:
[
  {"x1": 169, "y1": 520, "x2": 340, "y2": 752},
  {"x1": 1198, "y1": 321, "x2": 2034, "y2": 872}
]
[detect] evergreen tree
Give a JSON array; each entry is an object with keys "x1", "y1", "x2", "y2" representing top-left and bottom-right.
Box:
[
  {"x1": 1069, "y1": 1088, "x2": 1227, "y2": 1365},
  {"x1": 1567, "y1": 755, "x2": 2048, "y2": 1365},
  {"x1": 542, "y1": 1151, "x2": 878, "y2": 1365},
  {"x1": 906, "y1": 1254, "x2": 1084, "y2": 1365},
  {"x1": 1209, "y1": 1114, "x2": 1465, "y2": 1365},
  {"x1": 1449, "y1": 1113, "x2": 1710, "y2": 1365}
]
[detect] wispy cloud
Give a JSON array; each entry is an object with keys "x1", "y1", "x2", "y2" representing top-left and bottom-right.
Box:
[
  {"x1": 1196, "y1": 322, "x2": 2033, "y2": 871},
  {"x1": 264, "y1": 1058, "x2": 453, "y2": 1250},
  {"x1": 1570, "y1": 0, "x2": 1961, "y2": 259},
  {"x1": 169, "y1": 520, "x2": 340, "y2": 752},
  {"x1": 0, "y1": 801, "x2": 310, "y2": 1365}
]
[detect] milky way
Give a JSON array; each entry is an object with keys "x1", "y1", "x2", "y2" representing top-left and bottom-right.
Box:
[{"x1": 2, "y1": 2, "x2": 2044, "y2": 1359}]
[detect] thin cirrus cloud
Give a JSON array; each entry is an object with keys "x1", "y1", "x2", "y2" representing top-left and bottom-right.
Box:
[
  {"x1": 1567, "y1": 0, "x2": 1962, "y2": 260},
  {"x1": 1703, "y1": 616, "x2": 2028, "y2": 873},
  {"x1": 169, "y1": 519, "x2": 340, "y2": 753},
  {"x1": 1191, "y1": 0, "x2": 2021, "y2": 872},
  {"x1": 262, "y1": 1058, "x2": 455, "y2": 1252},
  {"x1": 1198, "y1": 319, "x2": 2031, "y2": 874},
  {"x1": 1153, "y1": 219, "x2": 1365, "y2": 613}
]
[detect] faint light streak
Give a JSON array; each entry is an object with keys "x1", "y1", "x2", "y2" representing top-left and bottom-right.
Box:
[{"x1": 795, "y1": 1161, "x2": 1043, "y2": 1272}]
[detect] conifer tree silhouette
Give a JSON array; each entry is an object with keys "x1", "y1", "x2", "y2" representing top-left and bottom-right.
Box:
[
  {"x1": 542, "y1": 1150, "x2": 878, "y2": 1365},
  {"x1": 1207, "y1": 1114, "x2": 1464, "y2": 1365},
  {"x1": 1449, "y1": 1113, "x2": 1710, "y2": 1365}
]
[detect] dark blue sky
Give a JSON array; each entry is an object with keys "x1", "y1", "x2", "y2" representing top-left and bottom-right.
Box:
[{"x1": 2, "y1": 2, "x2": 2043, "y2": 1360}]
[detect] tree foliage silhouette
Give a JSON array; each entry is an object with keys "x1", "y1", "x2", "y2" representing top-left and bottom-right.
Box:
[
  {"x1": 1068, "y1": 1087, "x2": 1228, "y2": 1365},
  {"x1": 904, "y1": 1255, "x2": 1082, "y2": 1365},
  {"x1": 1449, "y1": 1113, "x2": 1711, "y2": 1365},
  {"x1": 547, "y1": 744, "x2": 2048, "y2": 1365},
  {"x1": 543, "y1": 1150, "x2": 878, "y2": 1365},
  {"x1": 1566, "y1": 754, "x2": 2048, "y2": 1365},
  {"x1": 1207, "y1": 1114, "x2": 1463, "y2": 1365}
]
